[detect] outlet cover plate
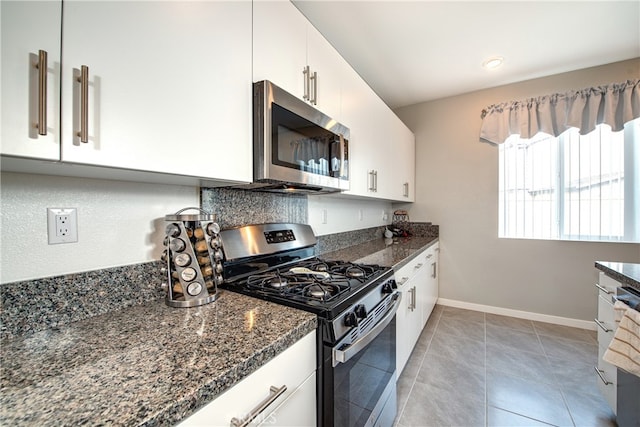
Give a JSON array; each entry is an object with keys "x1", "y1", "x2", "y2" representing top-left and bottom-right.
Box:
[{"x1": 47, "y1": 208, "x2": 78, "y2": 244}]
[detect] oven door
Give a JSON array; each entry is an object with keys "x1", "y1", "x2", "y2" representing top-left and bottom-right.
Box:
[{"x1": 324, "y1": 292, "x2": 400, "y2": 427}]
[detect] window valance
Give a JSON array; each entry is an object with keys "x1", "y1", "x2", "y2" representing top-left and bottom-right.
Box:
[{"x1": 480, "y1": 79, "x2": 640, "y2": 145}]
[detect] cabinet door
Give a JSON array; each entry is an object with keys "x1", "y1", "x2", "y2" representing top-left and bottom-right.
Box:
[
  {"x1": 1, "y1": 1, "x2": 61, "y2": 160},
  {"x1": 253, "y1": 1, "x2": 307, "y2": 99},
  {"x1": 391, "y1": 115, "x2": 415, "y2": 202},
  {"x1": 306, "y1": 24, "x2": 342, "y2": 120},
  {"x1": 341, "y1": 74, "x2": 388, "y2": 198},
  {"x1": 61, "y1": 1, "x2": 252, "y2": 182},
  {"x1": 423, "y1": 244, "x2": 439, "y2": 327}
]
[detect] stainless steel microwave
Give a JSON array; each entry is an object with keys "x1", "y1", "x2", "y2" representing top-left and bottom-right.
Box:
[{"x1": 241, "y1": 80, "x2": 350, "y2": 194}]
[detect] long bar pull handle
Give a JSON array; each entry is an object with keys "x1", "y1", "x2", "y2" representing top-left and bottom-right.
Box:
[
  {"x1": 373, "y1": 170, "x2": 378, "y2": 192},
  {"x1": 432, "y1": 262, "x2": 437, "y2": 279},
  {"x1": 310, "y1": 71, "x2": 318, "y2": 105},
  {"x1": 368, "y1": 170, "x2": 375, "y2": 192},
  {"x1": 230, "y1": 385, "x2": 287, "y2": 427},
  {"x1": 595, "y1": 283, "x2": 613, "y2": 295},
  {"x1": 594, "y1": 366, "x2": 612, "y2": 385},
  {"x1": 77, "y1": 65, "x2": 89, "y2": 143},
  {"x1": 594, "y1": 318, "x2": 612, "y2": 333},
  {"x1": 36, "y1": 50, "x2": 48, "y2": 135},
  {"x1": 403, "y1": 182, "x2": 409, "y2": 197},
  {"x1": 303, "y1": 65, "x2": 310, "y2": 101}
]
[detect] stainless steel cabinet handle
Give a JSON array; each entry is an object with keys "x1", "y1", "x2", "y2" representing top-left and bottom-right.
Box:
[
  {"x1": 303, "y1": 65, "x2": 310, "y2": 101},
  {"x1": 398, "y1": 276, "x2": 409, "y2": 286},
  {"x1": 415, "y1": 263, "x2": 423, "y2": 269},
  {"x1": 230, "y1": 384, "x2": 287, "y2": 427},
  {"x1": 403, "y1": 182, "x2": 409, "y2": 197},
  {"x1": 77, "y1": 65, "x2": 89, "y2": 143},
  {"x1": 373, "y1": 170, "x2": 378, "y2": 192},
  {"x1": 594, "y1": 318, "x2": 612, "y2": 333},
  {"x1": 368, "y1": 170, "x2": 375, "y2": 192},
  {"x1": 36, "y1": 50, "x2": 48, "y2": 135},
  {"x1": 594, "y1": 366, "x2": 612, "y2": 385},
  {"x1": 426, "y1": 254, "x2": 433, "y2": 259},
  {"x1": 409, "y1": 286, "x2": 416, "y2": 311},
  {"x1": 432, "y1": 262, "x2": 437, "y2": 279},
  {"x1": 310, "y1": 71, "x2": 318, "y2": 105},
  {"x1": 595, "y1": 283, "x2": 613, "y2": 295}
]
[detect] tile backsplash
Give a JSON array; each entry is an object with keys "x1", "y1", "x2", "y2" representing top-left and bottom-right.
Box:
[{"x1": 201, "y1": 187, "x2": 306, "y2": 228}]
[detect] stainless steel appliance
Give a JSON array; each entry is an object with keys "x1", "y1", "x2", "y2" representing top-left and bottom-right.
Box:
[
  {"x1": 615, "y1": 286, "x2": 640, "y2": 426},
  {"x1": 161, "y1": 208, "x2": 223, "y2": 308},
  {"x1": 218, "y1": 223, "x2": 400, "y2": 426},
  {"x1": 235, "y1": 80, "x2": 350, "y2": 194}
]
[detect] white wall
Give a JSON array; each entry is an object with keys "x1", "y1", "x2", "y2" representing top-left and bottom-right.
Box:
[
  {"x1": 307, "y1": 194, "x2": 392, "y2": 236},
  {"x1": 0, "y1": 172, "x2": 198, "y2": 283},
  {"x1": 395, "y1": 59, "x2": 640, "y2": 322}
]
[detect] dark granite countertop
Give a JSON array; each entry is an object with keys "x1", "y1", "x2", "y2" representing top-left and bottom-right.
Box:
[
  {"x1": 0, "y1": 292, "x2": 317, "y2": 426},
  {"x1": 595, "y1": 261, "x2": 640, "y2": 292},
  {"x1": 322, "y1": 236, "x2": 439, "y2": 270}
]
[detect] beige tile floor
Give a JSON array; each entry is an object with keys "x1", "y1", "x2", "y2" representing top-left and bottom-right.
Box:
[{"x1": 394, "y1": 305, "x2": 617, "y2": 427}]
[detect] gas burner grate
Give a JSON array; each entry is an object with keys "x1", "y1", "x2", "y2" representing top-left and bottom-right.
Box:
[{"x1": 245, "y1": 268, "x2": 352, "y2": 302}]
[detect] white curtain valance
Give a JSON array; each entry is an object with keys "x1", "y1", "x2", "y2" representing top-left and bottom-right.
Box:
[{"x1": 480, "y1": 79, "x2": 640, "y2": 144}]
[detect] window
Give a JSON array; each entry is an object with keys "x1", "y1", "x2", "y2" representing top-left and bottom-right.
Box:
[{"x1": 499, "y1": 118, "x2": 639, "y2": 242}]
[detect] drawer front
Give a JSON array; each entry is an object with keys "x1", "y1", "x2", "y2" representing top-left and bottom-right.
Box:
[
  {"x1": 394, "y1": 250, "x2": 427, "y2": 287},
  {"x1": 596, "y1": 272, "x2": 620, "y2": 297},
  {"x1": 596, "y1": 294, "x2": 617, "y2": 347},
  {"x1": 596, "y1": 346, "x2": 617, "y2": 414},
  {"x1": 181, "y1": 331, "x2": 316, "y2": 426}
]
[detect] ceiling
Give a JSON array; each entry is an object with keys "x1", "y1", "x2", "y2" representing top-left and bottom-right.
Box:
[{"x1": 292, "y1": 1, "x2": 640, "y2": 109}]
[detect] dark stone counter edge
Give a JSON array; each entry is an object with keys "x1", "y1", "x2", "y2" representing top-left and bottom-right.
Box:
[
  {"x1": 389, "y1": 238, "x2": 440, "y2": 271},
  {"x1": 595, "y1": 262, "x2": 640, "y2": 292},
  {"x1": 152, "y1": 316, "x2": 318, "y2": 427}
]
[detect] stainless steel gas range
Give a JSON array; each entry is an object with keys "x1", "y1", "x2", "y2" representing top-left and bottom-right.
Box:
[{"x1": 218, "y1": 223, "x2": 401, "y2": 427}]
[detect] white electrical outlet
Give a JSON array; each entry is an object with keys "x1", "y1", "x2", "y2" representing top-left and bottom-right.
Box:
[
  {"x1": 358, "y1": 209, "x2": 363, "y2": 221},
  {"x1": 321, "y1": 209, "x2": 328, "y2": 224},
  {"x1": 47, "y1": 208, "x2": 78, "y2": 244}
]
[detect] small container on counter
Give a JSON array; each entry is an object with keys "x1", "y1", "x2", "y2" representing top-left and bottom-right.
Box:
[{"x1": 161, "y1": 207, "x2": 223, "y2": 308}]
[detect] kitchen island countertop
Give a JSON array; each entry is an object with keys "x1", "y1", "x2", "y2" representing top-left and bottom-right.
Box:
[
  {"x1": 0, "y1": 292, "x2": 316, "y2": 426},
  {"x1": 595, "y1": 261, "x2": 640, "y2": 292}
]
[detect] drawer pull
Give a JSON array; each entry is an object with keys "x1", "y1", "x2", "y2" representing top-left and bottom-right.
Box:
[
  {"x1": 230, "y1": 384, "x2": 287, "y2": 427},
  {"x1": 397, "y1": 276, "x2": 409, "y2": 286},
  {"x1": 595, "y1": 283, "x2": 613, "y2": 294},
  {"x1": 415, "y1": 263, "x2": 423, "y2": 269},
  {"x1": 77, "y1": 65, "x2": 89, "y2": 143},
  {"x1": 594, "y1": 318, "x2": 612, "y2": 333},
  {"x1": 36, "y1": 49, "x2": 48, "y2": 135},
  {"x1": 594, "y1": 366, "x2": 613, "y2": 385}
]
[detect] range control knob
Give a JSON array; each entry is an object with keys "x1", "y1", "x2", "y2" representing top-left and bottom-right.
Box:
[
  {"x1": 344, "y1": 312, "x2": 359, "y2": 327},
  {"x1": 381, "y1": 282, "x2": 394, "y2": 295},
  {"x1": 354, "y1": 304, "x2": 367, "y2": 319}
]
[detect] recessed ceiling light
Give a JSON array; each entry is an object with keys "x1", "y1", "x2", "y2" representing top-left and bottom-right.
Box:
[{"x1": 483, "y1": 56, "x2": 504, "y2": 70}]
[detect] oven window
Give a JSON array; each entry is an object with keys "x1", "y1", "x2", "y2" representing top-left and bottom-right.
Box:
[
  {"x1": 271, "y1": 104, "x2": 344, "y2": 178},
  {"x1": 333, "y1": 316, "x2": 396, "y2": 426}
]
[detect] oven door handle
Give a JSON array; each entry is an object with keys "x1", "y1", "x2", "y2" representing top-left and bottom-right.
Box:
[{"x1": 333, "y1": 292, "x2": 401, "y2": 366}]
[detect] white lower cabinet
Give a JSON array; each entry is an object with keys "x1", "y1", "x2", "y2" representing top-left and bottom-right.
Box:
[
  {"x1": 180, "y1": 331, "x2": 316, "y2": 427},
  {"x1": 594, "y1": 272, "x2": 619, "y2": 414},
  {"x1": 395, "y1": 242, "x2": 439, "y2": 375}
]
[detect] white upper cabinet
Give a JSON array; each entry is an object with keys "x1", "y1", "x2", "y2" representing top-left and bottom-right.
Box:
[
  {"x1": 253, "y1": 1, "x2": 307, "y2": 100},
  {"x1": 253, "y1": 0, "x2": 342, "y2": 119},
  {"x1": 60, "y1": 1, "x2": 253, "y2": 182},
  {"x1": 1, "y1": 1, "x2": 61, "y2": 160},
  {"x1": 390, "y1": 114, "x2": 416, "y2": 202}
]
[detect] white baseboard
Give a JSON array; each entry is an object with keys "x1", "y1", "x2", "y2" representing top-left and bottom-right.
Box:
[{"x1": 436, "y1": 298, "x2": 596, "y2": 331}]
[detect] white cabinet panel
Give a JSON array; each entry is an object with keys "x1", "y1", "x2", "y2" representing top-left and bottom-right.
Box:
[
  {"x1": 253, "y1": 1, "x2": 307, "y2": 99},
  {"x1": 60, "y1": 1, "x2": 252, "y2": 182},
  {"x1": 1, "y1": 1, "x2": 61, "y2": 160}
]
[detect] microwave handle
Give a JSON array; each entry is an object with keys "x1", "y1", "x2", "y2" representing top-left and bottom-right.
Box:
[{"x1": 339, "y1": 134, "x2": 348, "y2": 179}]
